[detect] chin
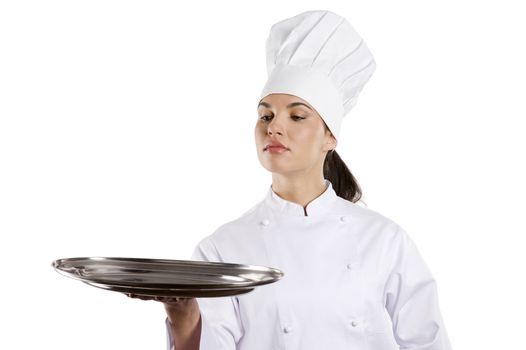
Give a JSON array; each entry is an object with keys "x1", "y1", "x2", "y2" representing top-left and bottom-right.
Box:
[
  {"x1": 260, "y1": 161, "x2": 298, "y2": 175},
  {"x1": 257, "y1": 152, "x2": 299, "y2": 174}
]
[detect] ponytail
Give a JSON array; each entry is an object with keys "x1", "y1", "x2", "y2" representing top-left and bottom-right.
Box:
[{"x1": 323, "y1": 149, "x2": 363, "y2": 204}]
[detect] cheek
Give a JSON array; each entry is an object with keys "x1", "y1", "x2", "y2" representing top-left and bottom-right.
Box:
[
  {"x1": 254, "y1": 124, "x2": 264, "y2": 142},
  {"x1": 292, "y1": 126, "x2": 323, "y2": 150},
  {"x1": 255, "y1": 124, "x2": 270, "y2": 150}
]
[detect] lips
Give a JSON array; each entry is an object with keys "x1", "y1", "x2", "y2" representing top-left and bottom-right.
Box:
[
  {"x1": 263, "y1": 141, "x2": 288, "y2": 152},
  {"x1": 264, "y1": 141, "x2": 289, "y2": 153}
]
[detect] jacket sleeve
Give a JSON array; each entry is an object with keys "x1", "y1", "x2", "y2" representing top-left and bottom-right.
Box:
[
  {"x1": 383, "y1": 225, "x2": 453, "y2": 350},
  {"x1": 165, "y1": 235, "x2": 244, "y2": 350}
]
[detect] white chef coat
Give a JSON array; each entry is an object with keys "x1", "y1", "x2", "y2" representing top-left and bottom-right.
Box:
[{"x1": 166, "y1": 180, "x2": 453, "y2": 350}]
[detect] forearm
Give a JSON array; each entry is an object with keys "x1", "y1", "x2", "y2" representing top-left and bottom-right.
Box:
[
  {"x1": 164, "y1": 298, "x2": 202, "y2": 350},
  {"x1": 168, "y1": 313, "x2": 201, "y2": 350}
]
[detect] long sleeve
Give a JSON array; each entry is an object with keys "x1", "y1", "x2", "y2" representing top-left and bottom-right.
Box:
[
  {"x1": 165, "y1": 235, "x2": 244, "y2": 350},
  {"x1": 383, "y1": 226, "x2": 453, "y2": 350}
]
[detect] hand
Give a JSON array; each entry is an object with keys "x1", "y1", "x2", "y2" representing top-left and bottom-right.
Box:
[
  {"x1": 124, "y1": 293, "x2": 199, "y2": 325},
  {"x1": 124, "y1": 293, "x2": 192, "y2": 304},
  {"x1": 124, "y1": 293, "x2": 201, "y2": 349}
]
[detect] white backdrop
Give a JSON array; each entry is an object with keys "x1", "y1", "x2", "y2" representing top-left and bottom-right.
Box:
[{"x1": 1, "y1": 1, "x2": 525, "y2": 349}]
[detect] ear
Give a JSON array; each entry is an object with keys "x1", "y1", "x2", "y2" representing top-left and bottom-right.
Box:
[{"x1": 324, "y1": 132, "x2": 338, "y2": 152}]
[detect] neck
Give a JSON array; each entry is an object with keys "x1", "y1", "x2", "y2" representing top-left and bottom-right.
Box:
[{"x1": 271, "y1": 173, "x2": 328, "y2": 210}]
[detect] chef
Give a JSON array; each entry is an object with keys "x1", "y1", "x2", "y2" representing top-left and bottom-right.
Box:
[{"x1": 161, "y1": 9, "x2": 453, "y2": 350}]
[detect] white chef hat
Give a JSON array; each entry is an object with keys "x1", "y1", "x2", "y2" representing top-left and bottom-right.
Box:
[{"x1": 259, "y1": 10, "x2": 376, "y2": 139}]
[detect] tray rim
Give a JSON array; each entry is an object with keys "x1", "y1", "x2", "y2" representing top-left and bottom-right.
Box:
[
  {"x1": 52, "y1": 256, "x2": 284, "y2": 290},
  {"x1": 82, "y1": 280, "x2": 257, "y2": 298}
]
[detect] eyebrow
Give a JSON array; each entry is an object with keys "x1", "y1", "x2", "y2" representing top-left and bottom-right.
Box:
[{"x1": 257, "y1": 101, "x2": 313, "y2": 111}]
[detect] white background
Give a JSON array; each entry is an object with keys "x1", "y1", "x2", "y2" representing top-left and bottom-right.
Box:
[{"x1": 1, "y1": 1, "x2": 525, "y2": 349}]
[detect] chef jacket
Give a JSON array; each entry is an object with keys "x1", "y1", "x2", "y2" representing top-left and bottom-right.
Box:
[{"x1": 166, "y1": 180, "x2": 453, "y2": 350}]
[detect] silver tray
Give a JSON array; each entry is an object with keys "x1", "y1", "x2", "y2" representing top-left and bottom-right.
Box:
[
  {"x1": 81, "y1": 280, "x2": 257, "y2": 298},
  {"x1": 52, "y1": 257, "x2": 284, "y2": 298}
]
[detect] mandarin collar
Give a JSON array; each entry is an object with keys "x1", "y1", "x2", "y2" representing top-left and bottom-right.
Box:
[{"x1": 263, "y1": 179, "x2": 338, "y2": 217}]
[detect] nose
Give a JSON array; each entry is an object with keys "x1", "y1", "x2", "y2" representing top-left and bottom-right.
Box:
[{"x1": 267, "y1": 117, "x2": 283, "y2": 136}]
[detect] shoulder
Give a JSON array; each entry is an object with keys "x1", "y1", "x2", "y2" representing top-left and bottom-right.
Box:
[
  {"x1": 195, "y1": 199, "x2": 265, "y2": 246},
  {"x1": 336, "y1": 196, "x2": 395, "y2": 225},
  {"x1": 335, "y1": 196, "x2": 410, "y2": 243}
]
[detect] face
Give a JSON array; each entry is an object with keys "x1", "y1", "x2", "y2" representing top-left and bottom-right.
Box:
[{"x1": 255, "y1": 93, "x2": 337, "y2": 176}]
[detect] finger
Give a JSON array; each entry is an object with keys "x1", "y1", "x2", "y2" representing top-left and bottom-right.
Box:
[
  {"x1": 158, "y1": 296, "x2": 186, "y2": 304},
  {"x1": 126, "y1": 293, "x2": 154, "y2": 301},
  {"x1": 157, "y1": 296, "x2": 178, "y2": 303}
]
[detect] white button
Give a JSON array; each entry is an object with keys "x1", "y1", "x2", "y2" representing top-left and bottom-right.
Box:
[
  {"x1": 346, "y1": 263, "x2": 354, "y2": 270},
  {"x1": 283, "y1": 325, "x2": 293, "y2": 333},
  {"x1": 350, "y1": 320, "x2": 358, "y2": 327},
  {"x1": 261, "y1": 219, "x2": 270, "y2": 226},
  {"x1": 340, "y1": 216, "x2": 348, "y2": 223}
]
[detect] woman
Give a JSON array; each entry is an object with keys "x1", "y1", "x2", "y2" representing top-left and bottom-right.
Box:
[{"x1": 141, "y1": 9, "x2": 453, "y2": 350}]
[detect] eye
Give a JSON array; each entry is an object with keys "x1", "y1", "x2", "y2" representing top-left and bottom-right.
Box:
[
  {"x1": 291, "y1": 115, "x2": 306, "y2": 121},
  {"x1": 259, "y1": 115, "x2": 305, "y2": 122}
]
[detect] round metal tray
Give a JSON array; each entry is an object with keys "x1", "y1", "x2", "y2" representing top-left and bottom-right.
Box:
[{"x1": 52, "y1": 257, "x2": 284, "y2": 298}]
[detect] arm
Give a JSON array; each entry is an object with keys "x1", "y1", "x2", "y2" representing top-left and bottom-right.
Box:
[
  {"x1": 164, "y1": 298, "x2": 201, "y2": 350},
  {"x1": 383, "y1": 226, "x2": 453, "y2": 350},
  {"x1": 165, "y1": 235, "x2": 244, "y2": 350}
]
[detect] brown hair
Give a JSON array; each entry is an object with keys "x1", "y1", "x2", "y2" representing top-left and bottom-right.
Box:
[{"x1": 322, "y1": 124, "x2": 364, "y2": 204}]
